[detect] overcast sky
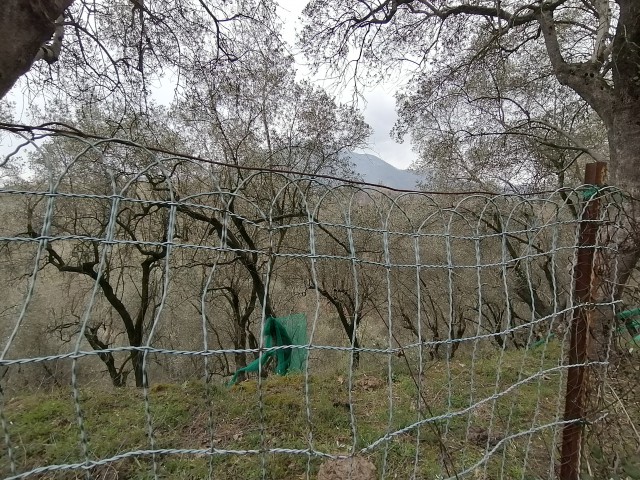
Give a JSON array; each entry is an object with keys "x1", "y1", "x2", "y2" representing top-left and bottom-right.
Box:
[{"x1": 277, "y1": 0, "x2": 417, "y2": 170}]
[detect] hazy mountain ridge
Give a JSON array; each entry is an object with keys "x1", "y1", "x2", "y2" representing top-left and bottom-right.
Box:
[{"x1": 345, "y1": 151, "x2": 426, "y2": 190}]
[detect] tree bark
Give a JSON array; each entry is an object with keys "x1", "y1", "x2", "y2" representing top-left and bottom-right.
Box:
[
  {"x1": 608, "y1": 0, "x2": 640, "y2": 193},
  {"x1": 131, "y1": 349, "x2": 144, "y2": 388},
  {"x1": 601, "y1": 0, "x2": 640, "y2": 314},
  {"x1": 0, "y1": 0, "x2": 73, "y2": 99},
  {"x1": 609, "y1": 102, "x2": 640, "y2": 193}
]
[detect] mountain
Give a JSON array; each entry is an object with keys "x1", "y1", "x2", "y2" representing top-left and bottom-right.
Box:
[{"x1": 345, "y1": 151, "x2": 426, "y2": 190}]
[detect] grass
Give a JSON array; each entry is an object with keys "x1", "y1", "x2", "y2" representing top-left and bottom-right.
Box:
[{"x1": 0, "y1": 341, "x2": 607, "y2": 479}]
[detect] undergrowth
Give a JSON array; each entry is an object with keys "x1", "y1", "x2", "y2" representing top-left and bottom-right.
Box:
[{"x1": 2, "y1": 341, "x2": 637, "y2": 479}]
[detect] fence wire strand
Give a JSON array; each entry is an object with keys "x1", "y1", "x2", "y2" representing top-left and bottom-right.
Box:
[{"x1": 0, "y1": 134, "x2": 635, "y2": 479}]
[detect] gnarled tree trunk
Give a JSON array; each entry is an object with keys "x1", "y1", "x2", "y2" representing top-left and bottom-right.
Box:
[
  {"x1": 608, "y1": 0, "x2": 640, "y2": 194},
  {"x1": 0, "y1": 0, "x2": 73, "y2": 99}
]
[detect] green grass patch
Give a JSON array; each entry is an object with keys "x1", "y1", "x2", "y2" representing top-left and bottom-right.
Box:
[{"x1": 0, "y1": 342, "x2": 613, "y2": 479}]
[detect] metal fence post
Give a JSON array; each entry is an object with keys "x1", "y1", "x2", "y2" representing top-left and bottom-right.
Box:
[{"x1": 559, "y1": 161, "x2": 607, "y2": 480}]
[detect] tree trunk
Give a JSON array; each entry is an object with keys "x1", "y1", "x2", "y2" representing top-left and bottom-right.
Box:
[
  {"x1": 591, "y1": 0, "x2": 640, "y2": 362},
  {"x1": 316, "y1": 286, "x2": 361, "y2": 368},
  {"x1": 126, "y1": 323, "x2": 145, "y2": 388},
  {"x1": 351, "y1": 332, "x2": 361, "y2": 369},
  {"x1": 609, "y1": 105, "x2": 640, "y2": 195},
  {"x1": 247, "y1": 330, "x2": 260, "y2": 361},
  {"x1": 132, "y1": 349, "x2": 145, "y2": 388},
  {"x1": 84, "y1": 328, "x2": 127, "y2": 387},
  {"x1": 0, "y1": 0, "x2": 73, "y2": 99},
  {"x1": 344, "y1": 318, "x2": 361, "y2": 369},
  {"x1": 608, "y1": 0, "x2": 640, "y2": 194}
]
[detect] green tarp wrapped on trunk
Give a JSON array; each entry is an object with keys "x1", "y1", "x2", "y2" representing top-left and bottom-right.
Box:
[{"x1": 228, "y1": 314, "x2": 307, "y2": 386}]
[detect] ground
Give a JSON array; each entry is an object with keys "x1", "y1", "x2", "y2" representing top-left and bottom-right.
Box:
[{"x1": 1, "y1": 342, "x2": 639, "y2": 479}]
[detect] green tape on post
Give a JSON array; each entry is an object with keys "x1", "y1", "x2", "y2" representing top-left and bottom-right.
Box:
[
  {"x1": 581, "y1": 186, "x2": 600, "y2": 201},
  {"x1": 616, "y1": 308, "x2": 640, "y2": 321},
  {"x1": 615, "y1": 308, "x2": 640, "y2": 347}
]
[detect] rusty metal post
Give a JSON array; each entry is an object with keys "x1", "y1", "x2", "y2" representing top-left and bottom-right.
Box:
[{"x1": 559, "y1": 161, "x2": 607, "y2": 480}]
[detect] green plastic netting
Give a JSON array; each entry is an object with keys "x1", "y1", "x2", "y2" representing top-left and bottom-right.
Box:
[{"x1": 227, "y1": 314, "x2": 307, "y2": 386}]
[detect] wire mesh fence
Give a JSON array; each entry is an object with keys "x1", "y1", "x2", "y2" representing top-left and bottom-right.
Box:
[{"x1": 0, "y1": 132, "x2": 639, "y2": 479}]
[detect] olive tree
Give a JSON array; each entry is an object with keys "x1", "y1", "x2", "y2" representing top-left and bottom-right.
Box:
[
  {"x1": 300, "y1": 0, "x2": 640, "y2": 323},
  {"x1": 302, "y1": 0, "x2": 639, "y2": 191}
]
